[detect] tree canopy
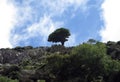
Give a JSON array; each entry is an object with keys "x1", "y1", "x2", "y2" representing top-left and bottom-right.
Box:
[{"x1": 48, "y1": 28, "x2": 70, "y2": 46}]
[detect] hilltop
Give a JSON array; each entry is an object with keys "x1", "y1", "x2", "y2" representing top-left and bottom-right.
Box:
[{"x1": 0, "y1": 41, "x2": 120, "y2": 82}]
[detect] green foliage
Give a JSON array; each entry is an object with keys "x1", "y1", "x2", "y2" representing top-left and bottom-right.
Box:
[
  {"x1": 87, "y1": 39, "x2": 97, "y2": 44},
  {"x1": 13, "y1": 46, "x2": 33, "y2": 52},
  {"x1": 13, "y1": 46, "x2": 24, "y2": 52},
  {"x1": 48, "y1": 28, "x2": 70, "y2": 46},
  {"x1": 41, "y1": 43, "x2": 120, "y2": 82},
  {"x1": 69, "y1": 43, "x2": 106, "y2": 81},
  {"x1": 0, "y1": 76, "x2": 18, "y2": 82},
  {"x1": 43, "y1": 43, "x2": 106, "y2": 81},
  {"x1": 47, "y1": 53, "x2": 69, "y2": 69},
  {"x1": 45, "y1": 53, "x2": 69, "y2": 79},
  {"x1": 1, "y1": 65, "x2": 20, "y2": 79},
  {"x1": 1, "y1": 40, "x2": 120, "y2": 82},
  {"x1": 106, "y1": 41, "x2": 120, "y2": 60},
  {"x1": 117, "y1": 41, "x2": 120, "y2": 45},
  {"x1": 37, "y1": 80, "x2": 45, "y2": 82},
  {"x1": 46, "y1": 44, "x2": 72, "y2": 54},
  {"x1": 71, "y1": 43, "x2": 120, "y2": 82}
]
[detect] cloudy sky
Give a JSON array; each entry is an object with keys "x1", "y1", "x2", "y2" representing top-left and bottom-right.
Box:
[{"x1": 0, "y1": 0, "x2": 120, "y2": 48}]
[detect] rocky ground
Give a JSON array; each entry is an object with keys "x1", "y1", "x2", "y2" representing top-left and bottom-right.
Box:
[{"x1": 0, "y1": 45, "x2": 72, "y2": 82}]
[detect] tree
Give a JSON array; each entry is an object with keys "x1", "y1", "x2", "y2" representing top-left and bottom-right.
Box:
[
  {"x1": 87, "y1": 39, "x2": 97, "y2": 44},
  {"x1": 48, "y1": 28, "x2": 70, "y2": 46},
  {"x1": 71, "y1": 43, "x2": 120, "y2": 82},
  {"x1": 36, "y1": 42, "x2": 120, "y2": 82}
]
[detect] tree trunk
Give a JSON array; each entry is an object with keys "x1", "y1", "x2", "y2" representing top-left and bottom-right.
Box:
[{"x1": 61, "y1": 41, "x2": 64, "y2": 46}]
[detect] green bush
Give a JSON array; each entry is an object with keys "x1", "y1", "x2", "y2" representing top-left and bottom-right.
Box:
[
  {"x1": 0, "y1": 76, "x2": 18, "y2": 82},
  {"x1": 2, "y1": 65, "x2": 20, "y2": 79},
  {"x1": 13, "y1": 46, "x2": 24, "y2": 52},
  {"x1": 71, "y1": 43, "x2": 120, "y2": 82},
  {"x1": 42, "y1": 43, "x2": 120, "y2": 82}
]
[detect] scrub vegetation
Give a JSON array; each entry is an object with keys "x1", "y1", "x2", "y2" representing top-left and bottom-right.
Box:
[{"x1": 0, "y1": 40, "x2": 120, "y2": 82}]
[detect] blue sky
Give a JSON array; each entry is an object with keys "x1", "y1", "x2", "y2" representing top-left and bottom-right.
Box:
[{"x1": 0, "y1": 0, "x2": 120, "y2": 48}]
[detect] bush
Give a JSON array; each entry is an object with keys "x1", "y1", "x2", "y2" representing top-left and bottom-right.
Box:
[
  {"x1": 43, "y1": 43, "x2": 120, "y2": 82},
  {"x1": 47, "y1": 45, "x2": 72, "y2": 54},
  {"x1": 0, "y1": 76, "x2": 18, "y2": 82},
  {"x1": 2, "y1": 65, "x2": 20, "y2": 79},
  {"x1": 24, "y1": 46, "x2": 33, "y2": 49},
  {"x1": 71, "y1": 43, "x2": 120, "y2": 82},
  {"x1": 13, "y1": 46, "x2": 24, "y2": 52},
  {"x1": 117, "y1": 41, "x2": 120, "y2": 45}
]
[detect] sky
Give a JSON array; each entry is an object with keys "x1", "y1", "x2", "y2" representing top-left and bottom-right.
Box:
[{"x1": 0, "y1": 0, "x2": 120, "y2": 48}]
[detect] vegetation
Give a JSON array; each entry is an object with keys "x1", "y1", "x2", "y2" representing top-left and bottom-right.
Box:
[
  {"x1": 48, "y1": 28, "x2": 70, "y2": 46},
  {"x1": 38, "y1": 42, "x2": 120, "y2": 82},
  {"x1": 0, "y1": 76, "x2": 18, "y2": 82},
  {"x1": 1, "y1": 40, "x2": 120, "y2": 82},
  {"x1": 87, "y1": 39, "x2": 97, "y2": 44}
]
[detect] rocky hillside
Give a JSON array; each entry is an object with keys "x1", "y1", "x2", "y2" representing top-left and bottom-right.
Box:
[
  {"x1": 1, "y1": 41, "x2": 120, "y2": 64},
  {"x1": 0, "y1": 45, "x2": 72, "y2": 64},
  {"x1": 0, "y1": 42, "x2": 120, "y2": 82}
]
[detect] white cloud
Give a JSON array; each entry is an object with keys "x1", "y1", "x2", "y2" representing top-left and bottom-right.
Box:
[
  {"x1": 66, "y1": 34, "x2": 77, "y2": 46},
  {"x1": 0, "y1": 0, "x2": 16, "y2": 48},
  {"x1": 12, "y1": 15, "x2": 63, "y2": 46},
  {"x1": 41, "y1": 0, "x2": 88, "y2": 16},
  {"x1": 10, "y1": 0, "x2": 89, "y2": 47},
  {"x1": 27, "y1": 15, "x2": 60, "y2": 37},
  {"x1": 27, "y1": 15, "x2": 63, "y2": 45},
  {"x1": 100, "y1": 0, "x2": 120, "y2": 42}
]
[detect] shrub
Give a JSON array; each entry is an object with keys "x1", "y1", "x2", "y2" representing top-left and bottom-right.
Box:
[
  {"x1": 71, "y1": 43, "x2": 120, "y2": 82},
  {"x1": 13, "y1": 46, "x2": 24, "y2": 52},
  {"x1": 2, "y1": 65, "x2": 20, "y2": 79},
  {"x1": 24, "y1": 46, "x2": 33, "y2": 49},
  {"x1": 0, "y1": 76, "x2": 18, "y2": 82}
]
